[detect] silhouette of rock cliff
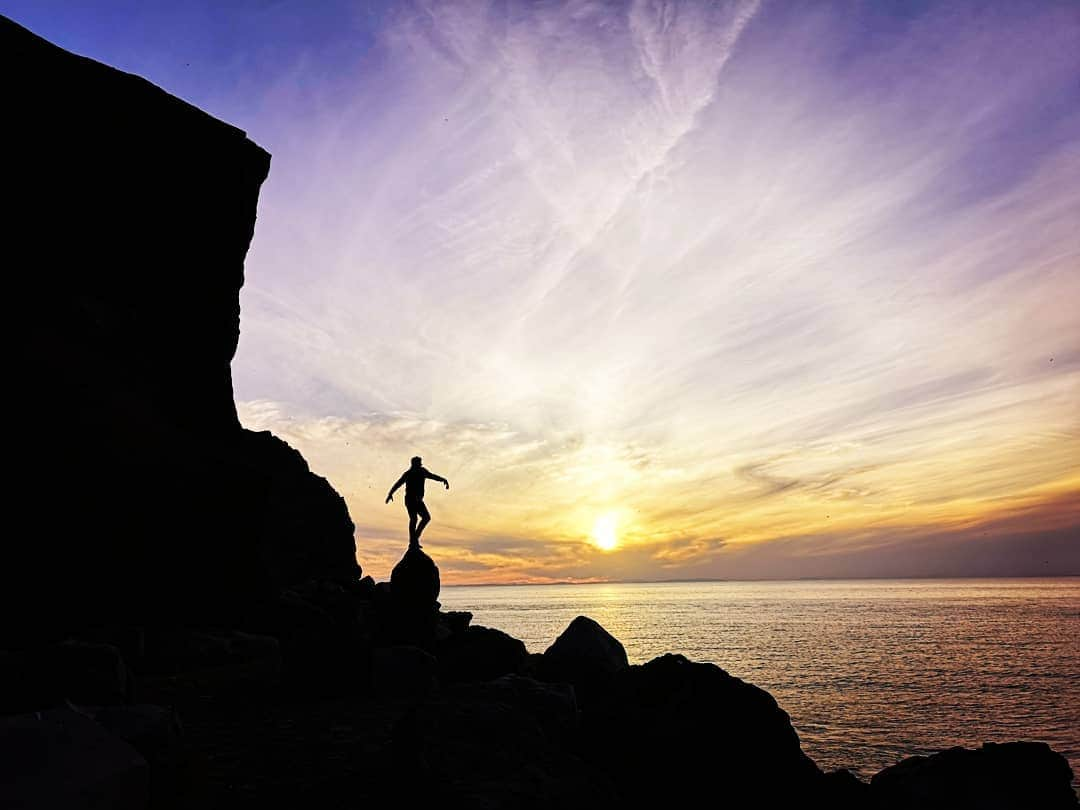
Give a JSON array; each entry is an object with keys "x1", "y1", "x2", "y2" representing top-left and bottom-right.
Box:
[{"x1": 3, "y1": 14, "x2": 358, "y2": 644}]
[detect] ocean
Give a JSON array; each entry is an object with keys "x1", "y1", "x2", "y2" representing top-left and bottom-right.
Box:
[{"x1": 441, "y1": 577, "x2": 1080, "y2": 782}]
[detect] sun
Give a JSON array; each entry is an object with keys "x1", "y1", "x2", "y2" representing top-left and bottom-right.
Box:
[{"x1": 591, "y1": 512, "x2": 619, "y2": 551}]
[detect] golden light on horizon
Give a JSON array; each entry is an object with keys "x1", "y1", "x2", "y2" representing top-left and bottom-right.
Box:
[{"x1": 592, "y1": 512, "x2": 619, "y2": 552}]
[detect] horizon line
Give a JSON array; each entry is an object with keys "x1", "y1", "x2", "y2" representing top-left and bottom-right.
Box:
[{"x1": 441, "y1": 572, "x2": 1080, "y2": 588}]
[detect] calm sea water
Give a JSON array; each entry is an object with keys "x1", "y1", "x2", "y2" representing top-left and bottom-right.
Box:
[{"x1": 441, "y1": 578, "x2": 1080, "y2": 782}]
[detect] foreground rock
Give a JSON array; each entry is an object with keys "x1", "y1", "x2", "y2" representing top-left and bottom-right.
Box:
[
  {"x1": 0, "y1": 641, "x2": 133, "y2": 714},
  {"x1": 373, "y1": 645, "x2": 439, "y2": 699},
  {"x1": 871, "y1": 742, "x2": 1078, "y2": 809},
  {"x1": 139, "y1": 629, "x2": 283, "y2": 703},
  {"x1": 538, "y1": 615, "x2": 627, "y2": 700},
  {"x1": 90, "y1": 704, "x2": 183, "y2": 767},
  {"x1": 392, "y1": 679, "x2": 613, "y2": 809},
  {"x1": 385, "y1": 547, "x2": 442, "y2": 643},
  {"x1": 0, "y1": 707, "x2": 149, "y2": 810},
  {"x1": 580, "y1": 653, "x2": 824, "y2": 805},
  {"x1": 390, "y1": 546, "x2": 441, "y2": 612},
  {"x1": 439, "y1": 625, "x2": 528, "y2": 683}
]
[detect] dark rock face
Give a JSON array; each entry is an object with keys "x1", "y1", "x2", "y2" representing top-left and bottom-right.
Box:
[
  {"x1": 539, "y1": 615, "x2": 628, "y2": 694},
  {"x1": 236, "y1": 430, "x2": 360, "y2": 591},
  {"x1": 390, "y1": 547, "x2": 441, "y2": 614},
  {"x1": 372, "y1": 645, "x2": 439, "y2": 699},
  {"x1": 258, "y1": 585, "x2": 360, "y2": 692},
  {"x1": 89, "y1": 704, "x2": 182, "y2": 766},
  {"x1": 451, "y1": 675, "x2": 579, "y2": 740},
  {"x1": 371, "y1": 643, "x2": 438, "y2": 699},
  {"x1": 820, "y1": 767, "x2": 872, "y2": 808},
  {"x1": 139, "y1": 629, "x2": 283, "y2": 704},
  {"x1": 438, "y1": 625, "x2": 528, "y2": 684},
  {"x1": 392, "y1": 680, "x2": 614, "y2": 809},
  {"x1": 141, "y1": 628, "x2": 282, "y2": 675},
  {"x1": 2, "y1": 14, "x2": 359, "y2": 643},
  {"x1": 440, "y1": 610, "x2": 473, "y2": 635},
  {"x1": 871, "y1": 742, "x2": 1078, "y2": 809},
  {"x1": 582, "y1": 653, "x2": 822, "y2": 805},
  {"x1": 0, "y1": 641, "x2": 134, "y2": 714},
  {"x1": 0, "y1": 707, "x2": 150, "y2": 810}
]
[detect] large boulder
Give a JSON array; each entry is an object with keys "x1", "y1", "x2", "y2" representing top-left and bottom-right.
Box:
[
  {"x1": 871, "y1": 742, "x2": 1078, "y2": 809},
  {"x1": 537, "y1": 616, "x2": 627, "y2": 698},
  {"x1": 390, "y1": 547, "x2": 441, "y2": 614},
  {"x1": 90, "y1": 704, "x2": 185, "y2": 808},
  {"x1": 438, "y1": 625, "x2": 528, "y2": 684},
  {"x1": 0, "y1": 707, "x2": 149, "y2": 810},
  {"x1": 582, "y1": 653, "x2": 822, "y2": 805}
]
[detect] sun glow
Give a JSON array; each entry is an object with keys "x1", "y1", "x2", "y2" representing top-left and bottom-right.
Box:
[{"x1": 592, "y1": 512, "x2": 619, "y2": 551}]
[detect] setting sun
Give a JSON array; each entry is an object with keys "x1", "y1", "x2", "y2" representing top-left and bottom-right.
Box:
[{"x1": 592, "y1": 513, "x2": 619, "y2": 551}]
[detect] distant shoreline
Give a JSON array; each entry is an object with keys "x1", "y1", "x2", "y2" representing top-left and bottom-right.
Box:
[{"x1": 443, "y1": 573, "x2": 1080, "y2": 588}]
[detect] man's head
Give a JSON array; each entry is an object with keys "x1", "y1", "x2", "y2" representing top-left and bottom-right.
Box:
[{"x1": 411, "y1": 456, "x2": 422, "y2": 467}]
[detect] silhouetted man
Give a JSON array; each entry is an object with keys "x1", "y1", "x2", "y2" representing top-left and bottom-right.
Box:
[{"x1": 386, "y1": 456, "x2": 449, "y2": 549}]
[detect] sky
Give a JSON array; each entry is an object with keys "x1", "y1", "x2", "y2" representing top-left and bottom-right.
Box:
[{"x1": 7, "y1": 0, "x2": 1079, "y2": 582}]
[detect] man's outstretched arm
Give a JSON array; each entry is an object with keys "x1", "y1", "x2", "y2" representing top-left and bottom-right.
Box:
[
  {"x1": 425, "y1": 470, "x2": 450, "y2": 489},
  {"x1": 386, "y1": 473, "x2": 407, "y2": 503}
]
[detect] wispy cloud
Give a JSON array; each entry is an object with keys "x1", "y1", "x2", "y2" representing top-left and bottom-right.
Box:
[{"x1": 224, "y1": 0, "x2": 1080, "y2": 581}]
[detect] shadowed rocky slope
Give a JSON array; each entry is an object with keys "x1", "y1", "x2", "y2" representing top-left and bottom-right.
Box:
[
  {"x1": 3, "y1": 14, "x2": 358, "y2": 644},
  {"x1": 1, "y1": 15, "x2": 1075, "y2": 810}
]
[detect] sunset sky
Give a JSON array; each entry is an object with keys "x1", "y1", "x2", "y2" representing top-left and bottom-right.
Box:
[{"x1": 10, "y1": 0, "x2": 1079, "y2": 582}]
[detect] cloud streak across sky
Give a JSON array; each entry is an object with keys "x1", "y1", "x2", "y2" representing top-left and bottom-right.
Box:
[{"x1": 10, "y1": 0, "x2": 1079, "y2": 581}]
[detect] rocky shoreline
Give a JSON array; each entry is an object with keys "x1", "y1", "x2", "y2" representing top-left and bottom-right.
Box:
[
  {"x1": 2, "y1": 552, "x2": 1077, "y2": 808},
  {"x1": 1, "y1": 14, "x2": 1075, "y2": 809}
]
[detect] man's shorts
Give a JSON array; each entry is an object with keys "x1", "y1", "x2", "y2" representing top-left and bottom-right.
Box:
[{"x1": 405, "y1": 494, "x2": 430, "y2": 521}]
